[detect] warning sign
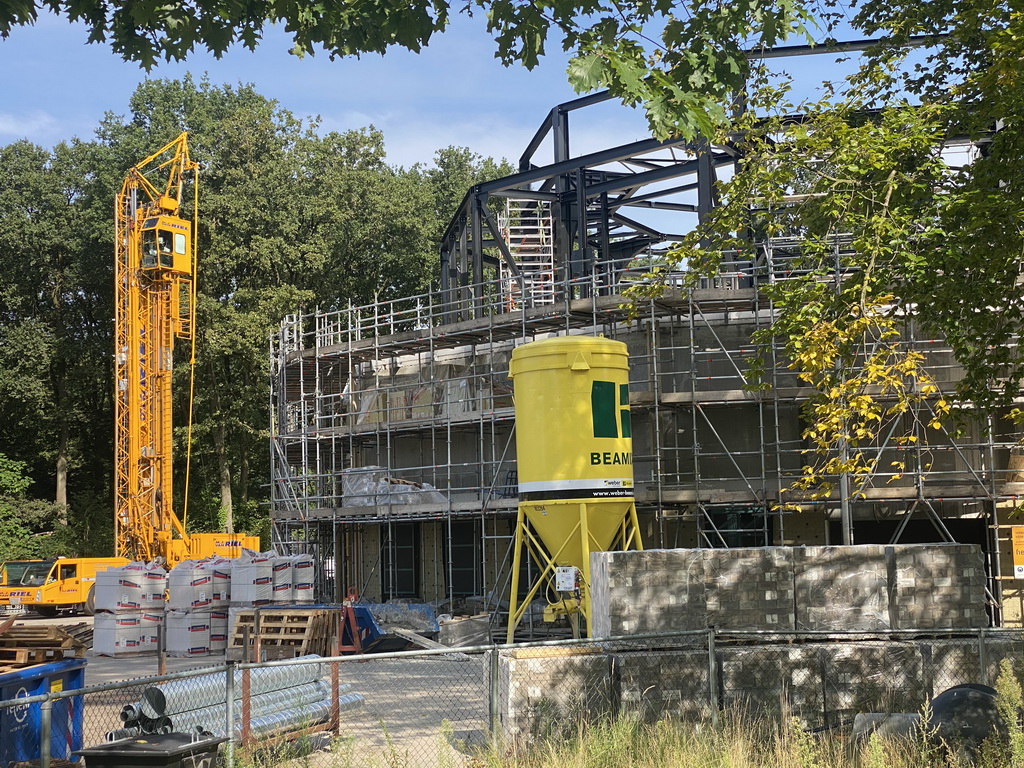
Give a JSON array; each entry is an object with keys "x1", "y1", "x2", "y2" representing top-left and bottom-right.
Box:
[{"x1": 1013, "y1": 527, "x2": 1024, "y2": 579}]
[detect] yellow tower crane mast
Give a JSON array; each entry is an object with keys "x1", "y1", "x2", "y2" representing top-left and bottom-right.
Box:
[
  {"x1": 114, "y1": 133, "x2": 258, "y2": 567},
  {"x1": 114, "y1": 133, "x2": 198, "y2": 566}
]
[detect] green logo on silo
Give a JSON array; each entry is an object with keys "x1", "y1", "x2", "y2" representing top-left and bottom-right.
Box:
[{"x1": 591, "y1": 381, "x2": 631, "y2": 438}]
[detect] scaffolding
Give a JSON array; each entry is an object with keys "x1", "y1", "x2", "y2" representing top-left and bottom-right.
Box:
[{"x1": 268, "y1": 94, "x2": 1024, "y2": 627}]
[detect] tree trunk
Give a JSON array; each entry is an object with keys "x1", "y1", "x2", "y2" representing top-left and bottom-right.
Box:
[
  {"x1": 54, "y1": 368, "x2": 68, "y2": 523},
  {"x1": 213, "y1": 421, "x2": 234, "y2": 534},
  {"x1": 240, "y1": 450, "x2": 249, "y2": 505},
  {"x1": 56, "y1": 422, "x2": 68, "y2": 510}
]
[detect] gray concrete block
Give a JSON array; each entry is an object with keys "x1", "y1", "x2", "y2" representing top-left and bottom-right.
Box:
[
  {"x1": 822, "y1": 641, "x2": 926, "y2": 725},
  {"x1": 720, "y1": 645, "x2": 823, "y2": 728},
  {"x1": 498, "y1": 648, "x2": 613, "y2": 741},
  {"x1": 794, "y1": 546, "x2": 890, "y2": 631},
  {"x1": 615, "y1": 649, "x2": 711, "y2": 722},
  {"x1": 893, "y1": 544, "x2": 986, "y2": 630},
  {"x1": 704, "y1": 547, "x2": 796, "y2": 631}
]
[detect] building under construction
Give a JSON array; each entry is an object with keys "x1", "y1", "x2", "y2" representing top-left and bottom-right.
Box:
[{"x1": 268, "y1": 94, "x2": 1024, "y2": 628}]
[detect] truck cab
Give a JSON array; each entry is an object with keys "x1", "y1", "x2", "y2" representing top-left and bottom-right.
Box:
[
  {"x1": 0, "y1": 560, "x2": 43, "y2": 587},
  {"x1": 0, "y1": 560, "x2": 44, "y2": 614},
  {"x1": 16, "y1": 557, "x2": 130, "y2": 616}
]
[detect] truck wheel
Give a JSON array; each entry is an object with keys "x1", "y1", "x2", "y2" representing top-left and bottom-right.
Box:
[
  {"x1": 34, "y1": 605, "x2": 58, "y2": 618},
  {"x1": 84, "y1": 585, "x2": 96, "y2": 616}
]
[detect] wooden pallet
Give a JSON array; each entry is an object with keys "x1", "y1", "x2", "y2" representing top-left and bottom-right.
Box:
[
  {"x1": 230, "y1": 609, "x2": 334, "y2": 659},
  {"x1": 0, "y1": 625, "x2": 86, "y2": 651},
  {"x1": 0, "y1": 646, "x2": 80, "y2": 664},
  {"x1": 0, "y1": 624, "x2": 88, "y2": 669}
]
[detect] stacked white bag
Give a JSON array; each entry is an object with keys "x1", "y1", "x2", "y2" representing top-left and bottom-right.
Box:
[
  {"x1": 271, "y1": 555, "x2": 294, "y2": 603},
  {"x1": 92, "y1": 562, "x2": 167, "y2": 656},
  {"x1": 93, "y1": 613, "x2": 145, "y2": 655},
  {"x1": 165, "y1": 558, "x2": 233, "y2": 656},
  {"x1": 292, "y1": 554, "x2": 315, "y2": 603},
  {"x1": 230, "y1": 549, "x2": 274, "y2": 606}
]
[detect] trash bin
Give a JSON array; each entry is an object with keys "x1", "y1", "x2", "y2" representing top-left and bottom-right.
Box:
[
  {"x1": 76, "y1": 733, "x2": 227, "y2": 768},
  {"x1": 0, "y1": 657, "x2": 87, "y2": 765}
]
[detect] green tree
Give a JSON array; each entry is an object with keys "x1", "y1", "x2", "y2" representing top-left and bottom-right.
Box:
[
  {"x1": 0, "y1": 139, "x2": 113, "y2": 518},
  {"x1": 298, "y1": 128, "x2": 438, "y2": 306},
  {"x1": 0, "y1": 453, "x2": 68, "y2": 559}
]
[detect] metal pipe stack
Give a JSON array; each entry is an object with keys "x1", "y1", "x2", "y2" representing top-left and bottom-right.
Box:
[{"x1": 106, "y1": 656, "x2": 364, "y2": 742}]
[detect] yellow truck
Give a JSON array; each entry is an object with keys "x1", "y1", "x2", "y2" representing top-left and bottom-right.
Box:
[{"x1": 11, "y1": 557, "x2": 129, "y2": 616}]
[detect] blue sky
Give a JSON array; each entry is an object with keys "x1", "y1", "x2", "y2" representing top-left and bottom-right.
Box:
[{"x1": 0, "y1": 11, "x2": 658, "y2": 168}]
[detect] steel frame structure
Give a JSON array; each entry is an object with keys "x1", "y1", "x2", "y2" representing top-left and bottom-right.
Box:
[{"x1": 438, "y1": 92, "x2": 736, "y2": 322}]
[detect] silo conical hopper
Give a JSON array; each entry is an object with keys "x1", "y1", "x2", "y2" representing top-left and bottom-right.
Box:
[{"x1": 507, "y1": 335, "x2": 643, "y2": 640}]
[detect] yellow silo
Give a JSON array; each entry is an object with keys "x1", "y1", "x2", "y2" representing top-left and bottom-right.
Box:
[{"x1": 507, "y1": 335, "x2": 643, "y2": 640}]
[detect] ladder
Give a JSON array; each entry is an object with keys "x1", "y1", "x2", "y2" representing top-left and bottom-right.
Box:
[{"x1": 499, "y1": 199, "x2": 557, "y2": 309}]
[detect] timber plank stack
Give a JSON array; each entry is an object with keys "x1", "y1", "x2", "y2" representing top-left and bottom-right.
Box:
[
  {"x1": 61, "y1": 621, "x2": 94, "y2": 648},
  {"x1": 0, "y1": 624, "x2": 86, "y2": 674},
  {"x1": 228, "y1": 608, "x2": 333, "y2": 660}
]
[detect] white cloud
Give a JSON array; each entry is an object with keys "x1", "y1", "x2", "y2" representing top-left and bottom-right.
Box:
[{"x1": 0, "y1": 111, "x2": 62, "y2": 142}]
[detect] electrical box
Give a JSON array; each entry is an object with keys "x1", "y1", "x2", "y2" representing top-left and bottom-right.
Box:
[{"x1": 555, "y1": 566, "x2": 577, "y2": 592}]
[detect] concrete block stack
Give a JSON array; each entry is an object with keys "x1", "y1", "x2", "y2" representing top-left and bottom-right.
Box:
[
  {"x1": 822, "y1": 641, "x2": 925, "y2": 722},
  {"x1": 590, "y1": 549, "x2": 706, "y2": 637},
  {"x1": 704, "y1": 547, "x2": 796, "y2": 631},
  {"x1": 95, "y1": 561, "x2": 167, "y2": 613},
  {"x1": 497, "y1": 647, "x2": 612, "y2": 741},
  {"x1": 93, "y1": 613, "x2": 145, "y2": 656},
  {"x1": 615, "y1": 649, "x2": 710, "y2": 722},
  {"x1": 439, "y1": 613, "x2": 491, "y2": 647},
  {"x1": 209, "y1": 608, "x2": 230, "y2": 652},
  {"x1": 794, "y1": 545, "x2": 890, "y2": 631},
  {"x1": 720, "y1": 645, "x2": 823, "y2": 726},
  {"x1": 925, "y1": 638, "x2": 983, "y2": 695},
  {"x1": 923, "y1": 635, "x2": 1016, "y2": 695},
  {"x1": 893, "y1": 544, "x2": 986, "y2": 629},
  {"x1": 93, "y1": 562, "x2": 167, "y2": 656},
  {"x1": 167, "y1": 560, "x2": 215, "y2": 613},
  {"x1": 591, "y1": 543, "x2": 987, "y2": 638}
]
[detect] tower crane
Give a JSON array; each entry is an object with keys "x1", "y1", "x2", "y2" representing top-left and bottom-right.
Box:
[{"x1": 114, "y1": 133, "x2": 258, "y2": 567}]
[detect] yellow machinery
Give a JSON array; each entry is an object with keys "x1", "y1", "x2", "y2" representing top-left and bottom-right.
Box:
[
  {"x1": 506, "y1": 336, "x2": 643, "y2": 640},
  {"x1": 114, "y1": 133, "x2": 258, "y2": 567}
]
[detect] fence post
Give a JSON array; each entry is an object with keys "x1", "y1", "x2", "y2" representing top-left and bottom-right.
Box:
[
  {"x1": 330, "y1": 658, "x2": 341, "y2": 735},
  {"x1": 707, "y1": 628, "x2": 719, "y2": 728},
  {"x1": 39, "y1": 695, "x2": 52, "y2": 768},
  {"x1": 978, "y1": 629, "x2": 988, "y2": 686},
  {"x1": 225, "y1": 662, "x2": 236, "y2": 768},
  {"x1": 488, "y1": 647, "x2": 501, "y2": 751},
  {"x1": 157, "y1": 621, "x2": 167, "y2": 677},
  {"x1": 241, "y1": 666, "x2": 252, "y2": 747}
]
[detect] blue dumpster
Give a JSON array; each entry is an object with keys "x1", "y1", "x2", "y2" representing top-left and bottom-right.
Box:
[{"x1": 0, "y1": 658, "x2": 87, "y2": 765}]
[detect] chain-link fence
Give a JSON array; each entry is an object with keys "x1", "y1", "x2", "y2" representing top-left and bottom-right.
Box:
[{"x1": 2, "y1": 628, "x2": 1023, "y2": 768}]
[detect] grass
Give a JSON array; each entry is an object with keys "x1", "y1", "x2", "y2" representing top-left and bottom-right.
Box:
[{"x1": 234, "y1": 664, "x2": 1024, "y2": 768}]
